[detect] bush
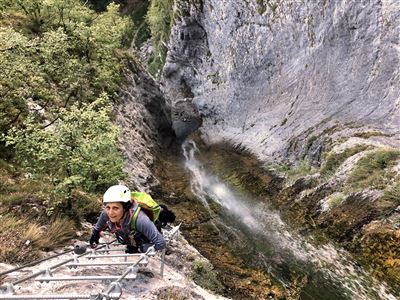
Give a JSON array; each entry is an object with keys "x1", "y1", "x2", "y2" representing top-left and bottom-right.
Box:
[
  {"x1": 381, "y1": 181, "x2": 400, "y2": 206},
  {"x1": 146, "y1": 0, "x2": 174, "y2": 77},
  {"x1": 0, "y1": 0, "x2": 131, "y2": 133},
  {"x1": 5, "y1": 96, "x2": 124, "y2": 213}
]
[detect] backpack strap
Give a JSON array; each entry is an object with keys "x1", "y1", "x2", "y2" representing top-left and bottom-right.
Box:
[{"x1": 130, "y1": 206, "x2": 141, "y2": 231}]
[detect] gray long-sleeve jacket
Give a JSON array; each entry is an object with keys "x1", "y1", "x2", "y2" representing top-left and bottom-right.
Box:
[{"x1": 93, "y1": 202, "x2": 166, "y2": 251}]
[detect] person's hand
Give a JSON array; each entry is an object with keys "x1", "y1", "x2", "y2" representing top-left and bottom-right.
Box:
[{"x1": 89, "y1": 231, "x2": 100, "y2": 248}]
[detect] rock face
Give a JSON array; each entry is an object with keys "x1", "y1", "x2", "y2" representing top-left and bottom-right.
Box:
[
  {"x1": 162, "y1": 0, "x2": 400, "y2": 163},
  {"x1": 116, "y1": 58, "x2": 174, "y2": 191},
  {"x1": 171, "y1": 99, "x2": 202, "y2": 139}
]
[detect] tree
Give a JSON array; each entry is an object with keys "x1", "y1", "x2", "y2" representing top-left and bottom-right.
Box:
[
  {"x1": 0, "y1": 0, "x2": 130, "y2": 133},
  {"x1": 6, "y1": 94, "x2": 125, "y2": 214},
  {"x1": 146, "y1": 0, "x2": 175, "y2": 76}
]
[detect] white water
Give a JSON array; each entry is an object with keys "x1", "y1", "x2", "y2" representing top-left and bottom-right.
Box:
[{"x1": 182, "y1": 139, "x2": 398, "y2": 300}]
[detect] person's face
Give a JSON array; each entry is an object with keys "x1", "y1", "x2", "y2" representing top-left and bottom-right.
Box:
[{"x1": 105, "y1": 202, "x2": 124, "y2": 223}]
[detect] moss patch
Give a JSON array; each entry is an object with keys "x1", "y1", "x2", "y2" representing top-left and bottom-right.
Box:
[
  {"x1": 191, "y1": 260, "x2": 224, "y2": 293},
  {"x1": 356, "y1": 223, "x2": 400, "y2": 287}
]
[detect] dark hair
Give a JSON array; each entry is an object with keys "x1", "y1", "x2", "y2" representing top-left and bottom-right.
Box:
[
  {"x1": 159, "y1": 204, "x2": 176, "y2": 226},
  {"x1": 122, "y1": 201, "x2": 132, "y2": 211}
]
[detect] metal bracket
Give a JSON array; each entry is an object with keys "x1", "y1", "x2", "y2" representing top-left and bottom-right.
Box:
[
  {"x1": 138, "y1": 254, "x2": 148, "y2": 267},
  {"x1": 107, "y1": 282, "x2": 122, "y2": 299},
  {"x1": 127, "y1": 266, "x2": 138, "y2": 280},
  {"x1": 68, "y1": 256, "x2": 79, "y2": 269},
  {"x1": 93, "y1": 294, "x2": 110, "y2": 300},
  {"x1": 88, "y1": 249, "x2": 96, "y2": 260},
  {"x1": 146, "y1": 246, "x2": 156, "y2": 257},
  {"x1": 37, "y1": 269, "x2": 53, "y2": 283},
  {"x1": 0, "y1": 283, "x2": 15, "y2": 295}
]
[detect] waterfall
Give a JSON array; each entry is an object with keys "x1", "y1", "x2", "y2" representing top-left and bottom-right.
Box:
[
  {"x1": 182, "y1": 139, "x2": 398, "y2": 300},
  {"x1": 183, "y1": 139, "x2": 261, "y2": 230}
]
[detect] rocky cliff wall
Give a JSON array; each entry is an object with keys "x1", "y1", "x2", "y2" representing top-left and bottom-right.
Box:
[
  {"x1": 162, "y1": 0, "x2": 400, "y2": 163},
  {"x1": 116, "y1": 58, "x2": 174, "y2": 191}
]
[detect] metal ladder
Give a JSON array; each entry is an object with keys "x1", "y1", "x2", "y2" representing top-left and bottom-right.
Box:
[{"x1": 0, "y1": 224, "x2": 181, "y2": 300}]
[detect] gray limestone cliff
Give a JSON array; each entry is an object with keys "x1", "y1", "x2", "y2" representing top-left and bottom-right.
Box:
[
  {"x1": 116, "y1": 58, "x2": 174, "y2": 191},
  {"x1": 162, "y1": 0, "x2": 400, "y2": 164}
]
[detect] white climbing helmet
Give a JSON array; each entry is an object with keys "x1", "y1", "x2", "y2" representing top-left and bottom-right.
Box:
[{"x1": 103, "y1": 185, "x2": 131, "y2": 203}]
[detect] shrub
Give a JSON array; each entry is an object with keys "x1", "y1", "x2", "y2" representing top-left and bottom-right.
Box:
[
  {"x1": 146, "y1": 0, "x2": 174, "y2": 77},
  {"x1": 5, "y1": 96, "x2": 125, "y2": 215},
  {"x1": 0, "y1": 0, "x2": 131, "y2": 133}
]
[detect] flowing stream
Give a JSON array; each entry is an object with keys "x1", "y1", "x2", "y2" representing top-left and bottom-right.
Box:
[{"x1": 182, "y1": 139, "x2": 398, "y2": 300}]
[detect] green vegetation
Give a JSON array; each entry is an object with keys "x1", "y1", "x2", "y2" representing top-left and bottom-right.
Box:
[
  {"x1": 6, "y1": 97, "x2": 124, "y2": 201},
  {"x1": 146, "y1": 0, "x2": 175, "y2": 77},
  {"x1": 305, "y1": 15, "x2": 315, "y2": 47},
  {"x1": 256, "y1": 0, "x2": 281, "y2": 15},
  {"x1": 129, "y1": 1, "x2": 151, "y2": 49},
  {"x1": 0, "y1": 214, "x2": 75, "y2": 263},
  {"x1": 320, "y1": 145, "x2": 371, "y2": 179},
  {"x1": 347, "y1": 149, "x2": 400, "y2": 190},
  {"x1": 324, "y1": 192, "x2": 345, "y2": 210},
  {"x1": 192, "y1": 260, "x2": 224, "y2": 293},
  {"x1": 353, "y1": 131, "x2": 389, "y2": 139},
  {"x1": 264, "y1": 159, "x2": 319, "y2": 187},
  {"x1": 381, "y1": 181, "x2": 400, "y2": 206},
  {"x1": 284, "y1": 160, "x2": 316, "y2": 185},
  {"x1": 357, "y1": 223, "x2": 400, "y2": 287},
  {"x1": 0, "y1": 0, "x2": 129, "y2": 133},
  {"x1": 305, "y1": 135, "x2": 317, "y2": 154},
  {"x1": 0, "y1": 0, "x2": 132, "y2": 259}
]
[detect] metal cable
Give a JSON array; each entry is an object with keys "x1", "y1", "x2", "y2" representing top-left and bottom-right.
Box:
[
  {"x1": 0, "y1": 249, "x2": 74, "y2": 277},
  {"x1": 11, "y1": 241, "x2": 116, "y2": 285},
  {"x1": 0, "y1": 227, "x2": 181, "y2": 300}
]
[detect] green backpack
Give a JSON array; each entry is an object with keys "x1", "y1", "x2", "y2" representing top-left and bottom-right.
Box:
[{"x1": 130, "y1": 191, "x2": 161, "y2": 230}]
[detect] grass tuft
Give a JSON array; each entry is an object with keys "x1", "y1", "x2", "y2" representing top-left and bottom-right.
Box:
[
  {"x1": 321, "y1": 145, "x2": 371, "y2": 179},
  {"x1": 0, "y1": 214, "x2": 40, "y2": 263},
  {"x1": 353, "y1": 131, "x2": 389, "y2": 139},
  {"x1": 347, "y1": 149, "x2": 400, "y2": 190},
  {"x1": 0, "y1": 215, "x2": 76, "y2": 264},
  {"x1": 34, "y1": 218, "x2": 76, "y2": 250},
  {"x1": 381, "y1": 180, "x2": 400, "y2": 206},
  {"x1": 285, "y1": 160, "x2": 316, "y2": 185}
]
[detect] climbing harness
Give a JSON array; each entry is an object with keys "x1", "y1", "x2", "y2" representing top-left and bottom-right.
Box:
[{"x1": 0, "y1": 224, "x2": 181, "y2": 300}]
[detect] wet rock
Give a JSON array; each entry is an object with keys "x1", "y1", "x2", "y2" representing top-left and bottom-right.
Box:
[{"x1": 171, "y1": 99, "x2": 202, "y2": 139}]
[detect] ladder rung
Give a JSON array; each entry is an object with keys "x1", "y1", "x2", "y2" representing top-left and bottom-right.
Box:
[
  {"x1": 36, "y1": 275, "x2": 137, "y2": 282},
  {"x1": 0, "y1": 294, "x2": 93, "y2": 299},
  {"x1": 66, "y1": 262, "x2": 136, "y2": 267}
]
